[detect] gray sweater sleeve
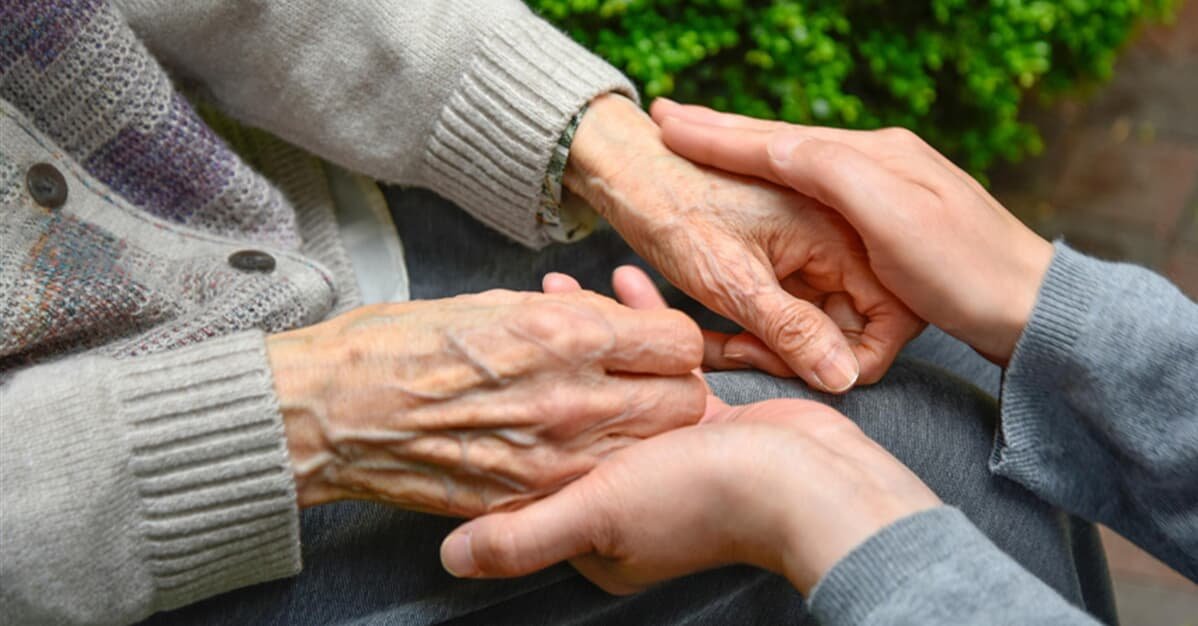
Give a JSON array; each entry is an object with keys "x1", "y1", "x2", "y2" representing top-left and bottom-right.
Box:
[
  {"x1": 808, "y1": 243, "x2": 1197, "y2": 625},
  {"x1": 992, "y1": 243, "x2": 1198, "y2": 579},
  {"x1": 808, "y1": 507, "x2": 1099, "y2": 626},
  {"x1": 0, "y1": 332, "x2": 301, "y2": 625},
  {"x1": 112, "y1": 0, "x2": 637, "y2": 249}
]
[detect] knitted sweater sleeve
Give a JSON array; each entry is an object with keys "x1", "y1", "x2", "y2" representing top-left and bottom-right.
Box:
[
  {"x1": 0, "y1": 332, "x2": 301, "y2": 625},
  {"x1": 112, "y1": 0, "x2": 637, "y2": 249},
  {"x1": 992, "y1": 243, "x2": 1198, "y2": 580},
  {"x1": 807, "y1": 507, "x2": 1099, "y2": 626}
]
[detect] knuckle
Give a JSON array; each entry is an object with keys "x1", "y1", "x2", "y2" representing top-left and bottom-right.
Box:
[
  {"x1": 516, "y1": 447, "x2": 566, "y2": 490},
  {"x1": 764, "y1": 302, "x2": 827, "y2": 358},
  {"x1": 902, "y1": 188, "x2": 948, "y2": 228},
  {"x1": 664, "y1": 311, "x2": 704, "y2": 368},
  {"x1": 879, "y1": 126, "x2": 921, "y2": 147},
  {"x1": 516, "y1": 301, "x2": 613, "y2": 361},
  {"x1": 518, "y1": 304, "x2": 568, "y2": 338}
]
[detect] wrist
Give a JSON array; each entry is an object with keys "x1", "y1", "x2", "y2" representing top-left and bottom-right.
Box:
[
  {"x1": 777, "y1": 475, "x2": 941, "y2": 594},
  {"x1": 266, "y1": 330, "x2": 338, "y2": 509},
  {"x1": 969, "y1": 232, "x2": 1054, "y2": 365},
  {"x1": 564, "y1": 93, "x2": 675, "y2": 219}
]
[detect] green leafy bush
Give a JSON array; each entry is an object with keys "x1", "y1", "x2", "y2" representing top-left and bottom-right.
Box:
[{"x1": 529, "y1": 0, "x2": 1179, "y2": 175}]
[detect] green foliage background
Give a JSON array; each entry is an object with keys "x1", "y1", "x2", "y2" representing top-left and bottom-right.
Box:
[{"x1": 529, "y1": 0, "x2": 1179, "y2": 175}]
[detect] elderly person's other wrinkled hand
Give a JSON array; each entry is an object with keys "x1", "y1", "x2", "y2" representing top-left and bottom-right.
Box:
[
  {"x1": 265, "y1": 289, "x2": 706, "y2": 515},
  {"x1": 564, "y1": 95, "x2": 924, "y2": 392}
]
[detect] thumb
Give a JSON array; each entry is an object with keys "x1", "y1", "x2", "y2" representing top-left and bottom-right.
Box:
[
  {"x1": 742, "y1": 285, "x2": 860, "y2": 393},
  {"x1": 441, "y1": 485, "x2": 597, "y2": 579}
]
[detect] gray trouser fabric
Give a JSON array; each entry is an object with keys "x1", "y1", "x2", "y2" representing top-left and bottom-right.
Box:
[{"x1": 146, "y1": 188, "x2": 1115, "y2": 625}]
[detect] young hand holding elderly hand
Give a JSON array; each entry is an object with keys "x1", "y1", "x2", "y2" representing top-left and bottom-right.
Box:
[
  {"x1": 439, "y1": 266, "x2": 941, "y2": 595},
  {"x1": 567, "y1": 95, "x2": 924, "y2": 391},
  {"x1": 439, "y1": 102, "x2": 1061, "y2": 596},
  {"x1": 650, "y1": 99, "x2": 1055, "y2": 364}
]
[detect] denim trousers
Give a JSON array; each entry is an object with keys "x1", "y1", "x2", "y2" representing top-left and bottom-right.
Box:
[{"x1": 149, "y1": 188, "x2": 1116, "y2": 625}]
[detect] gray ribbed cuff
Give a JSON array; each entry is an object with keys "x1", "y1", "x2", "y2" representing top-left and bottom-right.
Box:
[
  {"x1": 114, "y1": 331, "x2": 301, "y2": 611},
  {"x1": 421, "y1": 14, "x2": 638, "y2": 249},
  {"x1": 990, "y1": 242, "x2": 1102, "y2": 489},
  {"x1": 808, "y1": 506, "x2": 981, "y2": 626}
]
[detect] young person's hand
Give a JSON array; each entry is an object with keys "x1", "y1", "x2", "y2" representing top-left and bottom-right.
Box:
[
  {"x1": 565, "y1": 95, "x2": 924, "y2": 391},
  {"x1": 439, "y1": 266, "x2": 942, "y2": 595},
  {"x1": 652, "y1": 99, "x2": 1054, "y2": 364}
]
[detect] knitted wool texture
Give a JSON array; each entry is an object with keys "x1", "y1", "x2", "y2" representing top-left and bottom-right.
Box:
[
  {"x1": 0, "y1": 0, "x2": 328, "y2": 368},
  {"x1": 1, "y1": 0, "x2": 300, "y2": 245}
]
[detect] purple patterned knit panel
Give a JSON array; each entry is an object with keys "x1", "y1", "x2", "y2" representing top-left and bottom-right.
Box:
[
  {"x1": 0, "y1": 0, "x2": 102, "y2": 73},
  {"x1": 85, "y1": 93, "x2": 235, "y2": 224},
  {"x1": 0, "y1": 0, "x2": 301, "y2": 247}
]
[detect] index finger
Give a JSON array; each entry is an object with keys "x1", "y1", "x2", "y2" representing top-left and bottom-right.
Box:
[
  {"x1": 562, "y1": 291, "x2": 704, "y2": 376},
  {"x1": 650, "y1": 98, "x2": 787, "y2": 132},
  {"x1": 658, "y1": 117, "x2": 783, "y2": 186},
  {"x1": 537, "y1": 274, "x2": 705, "y2": 376}
]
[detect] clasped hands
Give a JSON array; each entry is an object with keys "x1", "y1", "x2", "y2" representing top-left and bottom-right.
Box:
[
  {"x1": 267, "y1": 93, "x2": 1054, "y2": 597},
  {"x1": 435, "y1": 97, "x2": 1054, "y2": 594}
]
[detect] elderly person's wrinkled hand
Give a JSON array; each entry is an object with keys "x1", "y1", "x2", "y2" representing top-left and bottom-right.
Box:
[
  {"x1": 437, "y1": 266, "x2": 941, "y2": 594},
  {"x1": 265, "y1": 289, "x2": 706, "y2": 515},
  {"x1": 651, "y1": 100, "x2": 1054, "y2": 364},
  {"x1": 565, "y1": 95, "x2": 923, "y2": 392}
]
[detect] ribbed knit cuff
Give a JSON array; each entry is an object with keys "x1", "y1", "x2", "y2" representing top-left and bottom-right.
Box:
[
  {"x1": 114, "y1": 331, "x2": 301, "y2": 611},
  {"x1": 421, "y1": 14, "x2": 638, "y2": 249},
  {"x1": 808, "y1": 506, "x2": 980, "y2": 626},
  {"x1": 990, "y1": 242, "x2": 1103, "y2": 490}
]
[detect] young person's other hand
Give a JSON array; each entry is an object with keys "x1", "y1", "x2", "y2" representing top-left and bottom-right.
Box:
[
  {"x1": 652, "y1": 99, "x2": 1054, "y2": 364},
  {"x1": 565, "y1": 95, "x2": 924, "y2": 391},
  {"x1": 440, "y1": 266, "x2": 941, "y2": 595}
]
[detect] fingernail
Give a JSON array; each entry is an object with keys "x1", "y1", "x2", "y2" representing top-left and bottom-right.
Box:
[
  {"x1": 768, "y1": 133, "x2": 808, "y2": 163},
  {"x1": 655, "y1": 96, "x2": 678, "y2": 106},
  {"x1": 812, "y1": 346, "x2": 859, "y2": 393},
  {"x1": 723, "y1": 349, "x2": 747, "y2": 361},
  {"x1": 441, "y1": 531, "x2": 476, "y2": 577}
]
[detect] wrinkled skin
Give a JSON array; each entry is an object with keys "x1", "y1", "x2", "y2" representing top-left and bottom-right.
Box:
[
  {"x1": 652, "y1": 99, "x2": 1054, "y2": 364},
  {"x1": 566, "y1": 95, "x2": 924, "y2": 392},
  {"x1": 266, "y1": 289, "x2": 706, "y2": 515},
  {"x1": 440, "y1": 266, "x2": 941, "y2": 595}
]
